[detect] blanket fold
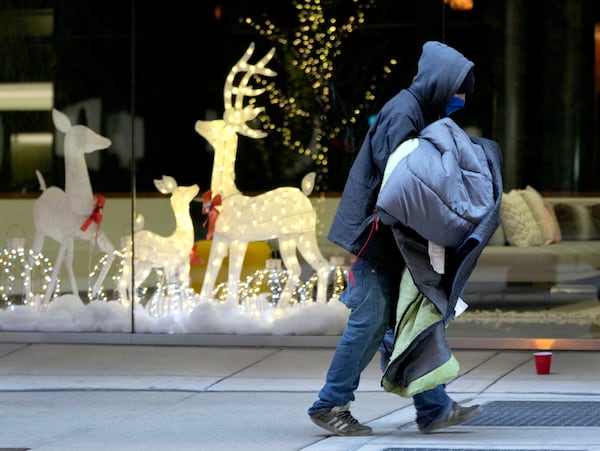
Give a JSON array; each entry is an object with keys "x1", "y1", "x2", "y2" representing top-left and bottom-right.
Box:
[{"x1": 382, "y1": 269, "x2": 459, "y2": 397}]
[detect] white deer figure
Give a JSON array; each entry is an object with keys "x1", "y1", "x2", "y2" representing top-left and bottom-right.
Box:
[
  {"x1": 119, "y1": 175, "x2": 200, "y2": 307},
  {"x1": 195, "y1": 43, "x2": 330, "y2": 307},
  {"x1": 32, "y1": 108, "x2": 115, "y2": 308}
]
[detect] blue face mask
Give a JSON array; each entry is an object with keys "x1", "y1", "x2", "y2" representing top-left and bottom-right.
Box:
[{"x1": 445, "y1": 96, "x2": 465, "y2": 116}]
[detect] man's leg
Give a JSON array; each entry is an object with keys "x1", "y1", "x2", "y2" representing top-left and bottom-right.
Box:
[
  {"x1": 414, "y1": 385, "x2": 482, "y2": 433},
  {"x1": 413, "y1": 384, "x2": 453, "y2": 427},
  {"x1": 308, "y1": 260, "x2": 392, "y2": 435}
]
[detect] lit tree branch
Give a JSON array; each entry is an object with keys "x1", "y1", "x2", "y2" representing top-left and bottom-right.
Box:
[{"x1": 244, "y1": 0, "x2": 397, "y2": 191}]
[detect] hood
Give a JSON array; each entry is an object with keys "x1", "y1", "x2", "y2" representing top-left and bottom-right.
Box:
[{"x1": 408, "y1": 41, "x2": 474, "y2": 120}]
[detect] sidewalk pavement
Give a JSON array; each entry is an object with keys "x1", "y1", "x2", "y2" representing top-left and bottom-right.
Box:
[{"x1": 0, "y1": 342, "x2": 599, "y2": 451}]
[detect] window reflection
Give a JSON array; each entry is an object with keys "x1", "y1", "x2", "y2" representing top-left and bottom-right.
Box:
[{"x1": 0, "y1": 1, "x2": 599, "y2": 347}]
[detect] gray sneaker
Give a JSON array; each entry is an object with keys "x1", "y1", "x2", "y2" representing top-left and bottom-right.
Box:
[
  {"x1": 309, "y1": 403, "x2": 373, "y2": 436},
  {"x1": 418, "y1": 402, "x2": 483, "y2": 434}
]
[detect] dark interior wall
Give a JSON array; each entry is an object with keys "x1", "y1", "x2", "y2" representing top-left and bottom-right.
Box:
[
  {"x1": 1, "y1": 0, "x2": 600, "y2": 194},
  {"x1": 500, "y1": 0, "x2": 598, "y2": 192}
]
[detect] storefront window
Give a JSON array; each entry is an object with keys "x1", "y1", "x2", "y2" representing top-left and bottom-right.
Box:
[{"x1": 0, "y1": 0, "x2": 599, "y2": 348}]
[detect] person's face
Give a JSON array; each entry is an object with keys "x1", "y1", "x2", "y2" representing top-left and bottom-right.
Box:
[{"x1": 454, "y1": 93, "x2": 466, "y2": 100}]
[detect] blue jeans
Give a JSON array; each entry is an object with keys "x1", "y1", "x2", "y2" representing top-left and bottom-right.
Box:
[
  {"x1": 414, "y1": 384, "x2": 453, "y2": 427},
  {"x1": 308, "y1": 259, "x2": 453, "y2": 427}
]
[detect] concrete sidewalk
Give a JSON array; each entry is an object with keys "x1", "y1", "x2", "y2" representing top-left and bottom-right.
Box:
[{"x1": 0, "y1": 343, "x2": 599, "y2": 450}]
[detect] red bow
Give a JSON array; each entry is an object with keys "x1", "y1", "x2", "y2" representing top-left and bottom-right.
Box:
[
  {"x1": 201, "y1": 190, "x2": 222, "y2": 240},
  {"x1": 81, "y1": 194, "x2": 105, "y2": 242}
]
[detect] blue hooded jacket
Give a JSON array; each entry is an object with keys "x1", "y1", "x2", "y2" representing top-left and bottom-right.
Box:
[{"x1": 328, "y1": 41, "x2": 475, "y2": 269}]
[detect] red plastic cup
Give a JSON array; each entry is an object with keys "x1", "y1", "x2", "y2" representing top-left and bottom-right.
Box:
[{"x1": 533, "y1": 351, "x2": 552, "y2": 375}]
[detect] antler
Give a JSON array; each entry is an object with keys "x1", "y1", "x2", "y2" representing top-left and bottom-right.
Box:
[{"x1": 223, "y1": 42, "x2": 276, "y2": 138}]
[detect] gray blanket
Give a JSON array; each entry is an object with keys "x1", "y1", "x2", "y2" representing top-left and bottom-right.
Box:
[{"x1": 376, "y1": 117, "x2": 494, "y2": 248}]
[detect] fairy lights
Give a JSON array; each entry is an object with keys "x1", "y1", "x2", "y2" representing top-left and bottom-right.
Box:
[
  {"x1": 87, "y1": 247, "x2": 126, "y2": 303},
  {"x1": 0, "y1": 238, "x2": 55, "y2": 311},
  {"x1": 245, "y1": 0, "x2": 397, "y2": 190},
  {"x1": 196, "y1": 43, "x2": 331, "y2": 307},
  {"x1": 117, "y1": 176, "x2": 199, "y2": 315}
]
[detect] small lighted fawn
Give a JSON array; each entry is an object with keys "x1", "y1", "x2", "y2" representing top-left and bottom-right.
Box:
[
  {"x1": 32, "y1": 108, "x2": 115, "y2": 309},
  {"x1": 195, "y1": 43, "x2": 330, "y2": 307},
  {"x1": 119, "y1": 175, "x2": 199, "y2": 306}
]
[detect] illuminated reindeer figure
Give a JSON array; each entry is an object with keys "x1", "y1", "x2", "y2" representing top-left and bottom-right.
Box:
[
  {"x1": 195, "y1": 43, "x2": 330, "y2": 307},
  {"x1": 32, "y1": 108, "x2": 115, "y2": 308},
  {"x1": 119, "y1": 175, "x2": 200, "y2": 308}
]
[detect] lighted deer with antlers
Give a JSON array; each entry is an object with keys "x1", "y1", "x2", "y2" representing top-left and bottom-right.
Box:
[
  {"x1": 195, "y1": 43, "x2": 330, "y2": 308},
  {"x1": 31, "y1": 108, "x2": 115, "y2": 309},
  {"x1": 118, "y1": 175, "x2": 200, "y2": 308}
]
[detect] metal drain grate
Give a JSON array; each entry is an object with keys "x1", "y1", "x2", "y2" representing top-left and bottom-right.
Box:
[
  {"x1": 383, "y1": 449, "x2": 584, "y2": 451},
  {"x1": 383, "y1": 449, "x2": 577, "y2": 451},
  {"x1": 463, "y1": 400, "x2": 600, "y2": 427}
]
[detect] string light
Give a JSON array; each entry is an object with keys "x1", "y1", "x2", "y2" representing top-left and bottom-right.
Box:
[
  {"x1": 196, "y1": 44, "x2": 331, "y2": 307},
  {"x1": 89, "y1": 245, "x2": 199, "y2": 318},
  {"x1": 297, "y1": 256, "x2": 348, "y2": 303},
  {"x1": 143, "y1": 267, "x2": 199, "y2": 318},
  {"x1": 87, "y1": 247, "x2": 127, "y2": 303},
  {"x1": 0, "y1": 237, "x2": 56, "y2": 311},
  {"x1": 245, "y1": 0, "x2": 397, "y2": 190}
]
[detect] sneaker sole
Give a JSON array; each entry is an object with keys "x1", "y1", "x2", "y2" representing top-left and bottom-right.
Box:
[
  {"x1": 309, "y1": 415, "x2": 373, "y2": 436},
  {"x1": 418, "y1": 405, "x2": 483, "y2": 434}
]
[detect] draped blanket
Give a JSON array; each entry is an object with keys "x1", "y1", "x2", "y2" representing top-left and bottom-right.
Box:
[
  {"x1": 381, "y1": 269, "x2": 459, "y2": 397},
  {"x1": 376, "y1": 118, "x2": 504, "y2": 397}
]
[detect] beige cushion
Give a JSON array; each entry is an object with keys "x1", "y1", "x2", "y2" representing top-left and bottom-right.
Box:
[
  {"x1": 500, "y1": 189, "x2": 545, "y2": 247},
  {"x1": 520, "y1": 185, "x2": 561, "y2": 244},
  {"x1": 543, "y1": 200, "x2": 562, "y2": 243}
]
